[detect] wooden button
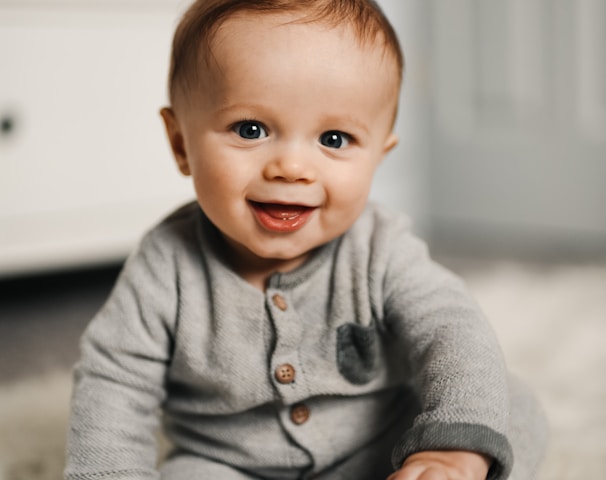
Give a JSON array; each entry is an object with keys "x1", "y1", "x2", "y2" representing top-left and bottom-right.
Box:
[
  {"x1": 290, "y1": 404, "x2": 310, "y2": 425},
  {"x1": 275, "y1": 364, "x2": 296, "y2": 384},
  {"x1": 272, "y1": 294, "x2": 288, "y2": 311}
]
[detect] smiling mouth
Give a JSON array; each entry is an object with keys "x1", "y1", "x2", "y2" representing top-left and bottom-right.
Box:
[{"x1": 249, "y1": 201, "x2": 316, "y2": 232}]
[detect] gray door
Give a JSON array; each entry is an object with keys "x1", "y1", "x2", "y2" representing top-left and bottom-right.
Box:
[{"x1": 427, "y1": 0, "x2": 606, "y2": 258}]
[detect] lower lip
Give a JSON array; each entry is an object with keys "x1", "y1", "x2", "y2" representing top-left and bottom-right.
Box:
[{"x1": 249, "y1": 202, "x2": 315, "y2": 233}]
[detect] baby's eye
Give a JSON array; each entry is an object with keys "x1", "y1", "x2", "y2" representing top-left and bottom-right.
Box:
[
  {"x1": 233, "y1": 121, "x2": 268, "y2": 140},
  {"x1": 320, "y1": 131, "x2": 350, "y2": 149}
]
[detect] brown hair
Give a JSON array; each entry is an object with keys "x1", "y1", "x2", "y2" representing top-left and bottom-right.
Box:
[{"x1": 167, "y1": 0, "x2": 404, "y2": 106}]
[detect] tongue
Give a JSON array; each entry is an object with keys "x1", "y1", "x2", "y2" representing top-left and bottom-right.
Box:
[{"x1": 259, "y1": 203, "x2": 307, "y2": 220}]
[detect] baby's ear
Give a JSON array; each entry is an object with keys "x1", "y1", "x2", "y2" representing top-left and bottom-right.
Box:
[
  {"x1": 383, "y1": 132, "x2": 399, "y2": 155},
  {"x1": 160, "y1": 107, "x2": 191, "y2": 176}
]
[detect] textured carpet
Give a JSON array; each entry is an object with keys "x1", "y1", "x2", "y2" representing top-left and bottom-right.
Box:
[
  {"x1": 462, "y1": 261, "x2": 606, "y2": 479},
  {"x1": 0, "y1": 260, "x2": 604, "y2": 480}
]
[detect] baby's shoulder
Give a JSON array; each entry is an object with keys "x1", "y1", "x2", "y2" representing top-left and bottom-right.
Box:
[
  {"x1": 142, "y1": 200, "x2": 201, "y2": 244},
  {"x1": 347, "y1": 202, "x2": 413, "y2": 248},
  {"x1": 128, "y1": 200, "x2": 204, "y2": 266}
]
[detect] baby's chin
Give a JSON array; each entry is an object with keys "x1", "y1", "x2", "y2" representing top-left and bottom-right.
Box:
[
  {"x1": 218, "y1": 233, "x2": 311, "y2": 270},
  {"x1": 248, "y1": 229, "x2": 349, "y2": 264},
  {"x1": 250, "y1": 246, "x2": 315, "y2": 267}
]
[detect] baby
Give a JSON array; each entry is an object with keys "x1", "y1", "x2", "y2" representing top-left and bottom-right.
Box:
[{"x1": 65, "y1": 1, "x2": 547, "y2": 479}]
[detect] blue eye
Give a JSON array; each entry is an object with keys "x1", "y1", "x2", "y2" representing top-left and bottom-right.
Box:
[
  {"x1": 234, "y1": 121, "x2": 267, "y2": 140},
  {"x1": 320, "y1": 131, "x2": 350, "y2": 149}
]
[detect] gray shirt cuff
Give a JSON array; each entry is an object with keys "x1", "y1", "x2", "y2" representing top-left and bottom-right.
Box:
[{"x1": 391, "y1": 422, "x2": 513, "y2": 480}]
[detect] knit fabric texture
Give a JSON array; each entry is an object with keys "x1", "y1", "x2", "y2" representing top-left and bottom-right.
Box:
[{"x1": 65, "y1": 202, "x2": 515, "y2": 479}]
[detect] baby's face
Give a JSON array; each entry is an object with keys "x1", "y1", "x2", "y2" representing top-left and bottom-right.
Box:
[{"x1": 166, "y1": 11, "x2": 399, "y2": 274}]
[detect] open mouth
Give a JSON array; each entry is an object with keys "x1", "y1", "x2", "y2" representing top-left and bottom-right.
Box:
[{"x1": 249, "y1": 201, "x2": 315, "y2": 232}]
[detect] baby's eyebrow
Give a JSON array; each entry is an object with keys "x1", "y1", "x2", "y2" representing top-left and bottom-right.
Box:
[
  {"x1": 320, "y1": 114, "x2": 370, "y2": 135},
  {"x1": 214, "y1": 103, "x2": 269, "y2": 117}
]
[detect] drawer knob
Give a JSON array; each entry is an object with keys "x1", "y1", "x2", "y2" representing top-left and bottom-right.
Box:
[{"x1": 1, "y1": 114, "x2": 16, "y2": 137}]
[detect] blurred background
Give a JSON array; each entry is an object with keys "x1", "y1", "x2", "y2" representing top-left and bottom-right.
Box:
[{"x1": 0, "y1": 1, "x2": 605, "y2": 479}]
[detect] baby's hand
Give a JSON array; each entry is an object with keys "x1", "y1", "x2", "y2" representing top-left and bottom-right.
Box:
[{"x1": 387, "y1": 450, "x2": 491, "y2": 480}]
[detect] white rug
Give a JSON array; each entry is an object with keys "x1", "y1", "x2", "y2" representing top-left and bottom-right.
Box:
[
  {"x1": 463, "y1": 261, "x2": 606, "y2": 479},
  {"x1": 0, "y1": 372, "x2": 71, "y2": 480},
  {"x1": 1, "y1": 260, "x2": 605, "y2": 480}
]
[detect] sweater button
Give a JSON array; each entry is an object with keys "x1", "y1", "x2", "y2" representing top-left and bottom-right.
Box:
[
  {"x1": 275, "y1": 364, "x2": 296, "y2": 384},
  {"x1": 290, "y1": 403, "x2": 310, "y2": 425},
  {"x1": 272, "y1": 293, "x2": 288, "y2": 311}
]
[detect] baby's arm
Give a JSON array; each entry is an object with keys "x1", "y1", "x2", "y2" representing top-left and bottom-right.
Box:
[
  {"x1": 388, "y1": 451, "x2": 491, "y2": 480},
  {"x1": 65, "y1": 233, "x2": 176, "y2": 479},
  {"x1": 376, "y1": 215, "x2": 513, "y2": 478}
]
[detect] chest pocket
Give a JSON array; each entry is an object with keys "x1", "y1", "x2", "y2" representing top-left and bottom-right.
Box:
[{"x1": 336, "y1": 322, "x2": 380, "y2": 385}]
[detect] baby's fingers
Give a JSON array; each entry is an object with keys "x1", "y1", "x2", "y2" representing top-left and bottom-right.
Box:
[
  {"x1": 388, "y1": 450, "x2": 490, "y2": 480},
  {"x1": 416, "y1": 469, "x2": 449, "y2": 480},
  {"x1": 387, "y1": 465, "x2": 448, "y2": 480}
]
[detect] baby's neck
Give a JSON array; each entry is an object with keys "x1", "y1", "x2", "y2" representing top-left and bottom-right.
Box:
[
  {"x1": 219, "y1": 235, "x2": 312, "y2": 291},
  {"x1": 234, "y1": 256, "x2": 310, "y2": 291}
]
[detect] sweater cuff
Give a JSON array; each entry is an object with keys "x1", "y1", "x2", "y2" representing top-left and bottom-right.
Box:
[{"x1": 391, "y1": 422, "x2": 513, "y2": 480}]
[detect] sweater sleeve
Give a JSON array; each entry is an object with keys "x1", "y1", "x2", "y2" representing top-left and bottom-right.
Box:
[
  {"x1": 381, "y1": 224, "x2": 513, "y2": 479},
  {"x1": 64, "y1": 230, "x2": 177, "y2": 480}
]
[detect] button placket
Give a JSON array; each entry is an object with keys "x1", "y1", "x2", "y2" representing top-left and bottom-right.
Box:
[{"x1": 266, "y1": 288, "x2": 309, "y2": 403}]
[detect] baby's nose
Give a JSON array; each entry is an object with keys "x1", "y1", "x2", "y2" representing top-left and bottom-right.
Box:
[{"x1": 263, "y1": 148, "x2": 316, "y2": 183}]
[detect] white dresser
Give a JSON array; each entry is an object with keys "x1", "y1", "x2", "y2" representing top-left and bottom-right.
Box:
[{"x1": 0, "y1": 0, "x2": 193, "y2": 276}]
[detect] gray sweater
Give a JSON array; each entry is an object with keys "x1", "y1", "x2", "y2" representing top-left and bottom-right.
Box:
[{"x1": 65, "y1": 202, "x2": 513, "y2": 479}]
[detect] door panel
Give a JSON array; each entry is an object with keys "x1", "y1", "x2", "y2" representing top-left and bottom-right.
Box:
[{"x1": 428, "y1": 0, "x2": 606, "y2": 256}]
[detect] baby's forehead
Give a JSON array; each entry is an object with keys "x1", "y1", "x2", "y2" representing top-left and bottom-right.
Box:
[
  {"x1": 181, "y1": 15, "x2": 399, "y2": 125},
  {"x1": 204, "y1": 14, "x2": 399, "y2": 85}
]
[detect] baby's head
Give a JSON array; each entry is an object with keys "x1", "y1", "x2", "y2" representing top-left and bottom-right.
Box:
[{"x1": 161, "y1": 0, "x2": 404, "y2": 281}]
